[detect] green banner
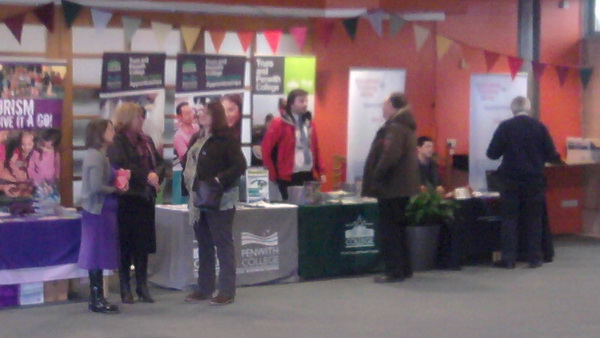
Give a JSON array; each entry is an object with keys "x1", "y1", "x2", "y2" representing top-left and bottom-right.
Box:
[{"x1": 284, "y1": 57, "x2": 316, "y2": 95}]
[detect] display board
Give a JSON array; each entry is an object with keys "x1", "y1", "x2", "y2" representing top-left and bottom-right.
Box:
[
  {"x1": 347, "y1": 68, "x2": 406, "y2": 183},
  {"x1": 99, "y1": 52, "x2": 167, "y2": 150},
  {"x1": 172, "y1": 54, "x2": 249, "y2": 204},
  {"x1": 0, "y1": 59, "x2": 66, "y2": 213},
  {"x1": 469, "y1": 73, "x2": 528, "y2": 191}
]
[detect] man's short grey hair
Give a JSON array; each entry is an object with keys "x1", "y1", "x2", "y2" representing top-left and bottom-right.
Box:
[{"x1": 510, "y1": 96, "x2": 531, "y2": 115}]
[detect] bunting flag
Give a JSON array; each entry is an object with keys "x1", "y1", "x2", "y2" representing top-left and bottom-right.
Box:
[
  {"x1": 151, "y1": 21, "x2": 172, "y2": 49},
  {"x1": 366, "y1": 10, "x2": 385, "y2": 37},
  {"x1": 459, "y1": 58, "x2": 469, "y2": 69},
  {"x1": 5, "y1": 13, "x2": 26, "y2": 43},
  {"x1": 263, "y1": 30, "x2": 282, "y2": 54},
  {"x1": 580, "y1": 68, "x2": 593, "y2": 88},
  {"x1": 180, "y1": 25, "x2": 201, "y2": 52},
  {"x1": 33, "y1": 3, "x2": 55, "y2": 33},
  {"x1": 290, "y1": 26, "x2": 308, "y2": 50},
  {"x1": 62, "y1": 0, "x2": 83, "y2": 28},
  {"x1": 237, "y1": 31, "x2": 254, "y2": 53},
  {"x1": 532, "y1": 61, "x2": 546, "y2": 83},
  {"x1": 507, "y1": 56, "x2": 524, "y2": 80},
  {"x1": 317, "y1": 20, "x2": 335, "y2": 47},
  {"x1": 436, "y1": 35, "x2": 453, "y2": 60},
  {"x1": 91, "y1": 9, "x2": 113, "y2": 35},
  {"x1": 342, "y1": 17, "x2": 359, "y2": 41},
  {"x1": 389, "y1": 14, "x2": 406, "y2": 38},
  {"x1": 555, "y1": 66, "x2": 569, "y2": 87},
  {"x1": 413, "y1": 25, "x2": 430, "y2": 51},
  {"x1": 484, "y1": 50, "x2": 500, "y2": 72},
  {"x1": 122, "y1": 16, "x2": 142, "y2": 45},
  {"x1": 209, "y1": 30, "x2": 226, "y2": 53}
]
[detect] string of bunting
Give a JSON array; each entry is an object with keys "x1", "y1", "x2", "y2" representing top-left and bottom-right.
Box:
[{"x1": 0, "y1": 2, "x2": 592, "y2": 87}]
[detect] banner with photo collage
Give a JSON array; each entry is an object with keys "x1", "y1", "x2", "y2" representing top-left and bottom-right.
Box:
[
  {"x1": 0, "y1": 59, "x2": 65, "y2": 215},
  {"x1": 99, "y1": 53, "x2": 167, "y2": 151},
  {"x1": 251, "y1": 56, "x2": 316, "y2": 168},
  {"x1": 173, "y1": 54, "x2": 249, "y2": 204}
]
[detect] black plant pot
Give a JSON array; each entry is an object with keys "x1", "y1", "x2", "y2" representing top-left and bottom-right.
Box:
[{"x1": 407, "y1": 224, "x2": 441, "y2": 271}]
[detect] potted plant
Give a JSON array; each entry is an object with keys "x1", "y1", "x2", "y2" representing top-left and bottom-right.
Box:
[{"x1": 404, "y1": 187, "x2": 459, "y2": 271}]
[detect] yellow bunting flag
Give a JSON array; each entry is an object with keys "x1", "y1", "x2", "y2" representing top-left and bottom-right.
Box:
[
  {"x1": 436, "y1": 35, "x2": 453, "y2": 60},
  {"x1": 181, "y1": 26, "x2": 201, "y2": 52}
]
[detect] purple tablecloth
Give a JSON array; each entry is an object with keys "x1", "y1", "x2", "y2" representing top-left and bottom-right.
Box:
[{"x1": 0, "y1": 216, "x2": 81, "y2": 270}]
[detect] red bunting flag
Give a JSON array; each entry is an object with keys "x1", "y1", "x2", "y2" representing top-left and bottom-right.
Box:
[
  {"x1": 263, "y1": 30, "x2": 283, "y2": 54},
  {"x1": 33, "y1": 3, "x2": 55, "y2": 33},
  {"x1": 555, "y1": 66, "x2": 569, "y2": 87},
  {"x1": 317, "y1": 20, "x2": 335, "y2": 47},
  {"x1": 532, "y1": 61, "x2": 547, "y2": 83},
  {"x1": 290, "y1": 26, "x2": 308, "y2": 51},
  {"x1": 484, "y1": 51, "x2": 500, "y2": 72},
  {"x1": 5, "y1": 13, "x2": 26, "y2": 43},
  {"x1": 209, "y1": 30, "x2": 226, "y2": 53},
  {"x1": 237, "y1": 31, "x2": 254, "y2": 53},
  {"x1": 507, "y1": 56, "x2": 524, "y2": 80}
]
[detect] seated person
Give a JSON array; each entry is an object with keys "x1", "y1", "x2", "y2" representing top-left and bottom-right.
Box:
[{"x1": 417, "y1": 136, "x2": 444, "y2": 194}]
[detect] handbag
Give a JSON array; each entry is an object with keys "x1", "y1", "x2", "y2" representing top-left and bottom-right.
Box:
[{"x1": 193, "y1": 179, "x2": 224, "y2": 210}]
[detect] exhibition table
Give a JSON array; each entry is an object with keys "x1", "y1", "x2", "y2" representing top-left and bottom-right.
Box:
[
  {"x1": 0, "y1": 215, "x2": 86, "y2": 285},
  {"x1": 297, "y1": 201, "x2": 383, "y2": 280},
  {"x1": 150, "y1": 204, "x2": 299, "y2": 290}
]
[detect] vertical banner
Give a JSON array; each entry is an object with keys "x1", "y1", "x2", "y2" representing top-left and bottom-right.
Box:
[
  {"x1": 469, "y1": 73, "x2": 528, "y2": 191},
  {"x1": 173, "y1": 54, "x2": 248, "y2": 204},
  {"x1": 347, "y1": 68, "x2": 406, "y2": 183},
  {"x1": 100, "y1": 53, "x2": 167, "y2": 151},
  {"x1": 0, "y1": 60, "x2": 65, "y2": 214}
]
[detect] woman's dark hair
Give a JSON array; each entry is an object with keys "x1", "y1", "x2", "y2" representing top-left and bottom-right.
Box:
[
  {"x1": 206, "y1": 101, "x2": 230, "y2": 137},
  {"x1": 388, "y1": 92, "x2": 408, "y2": 110},
  {"x1": 221, "y1": 94, "x2": 243, "y2": 114},
  {"x1": 85, "y1": 119, "x2": 112, "y2": 150},
  {"x1": 286, "y1": 88, "x2": 308, "y2": 115},
  {"x1": 39, "y1": 128, "x2": 61, "y2": 149}
]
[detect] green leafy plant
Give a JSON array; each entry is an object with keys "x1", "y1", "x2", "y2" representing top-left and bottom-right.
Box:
[{"x1": 405, "y1": 188, "x2": 460, "y2": 226}]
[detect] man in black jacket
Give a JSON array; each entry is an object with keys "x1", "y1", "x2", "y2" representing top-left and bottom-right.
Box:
[{"x1": 486, "y1": 96, "x2": 561, "y2": 269}]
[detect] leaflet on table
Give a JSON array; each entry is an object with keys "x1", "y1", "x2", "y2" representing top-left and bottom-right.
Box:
[{"x1": 245, "y1": 167, "x2": 269, "y2": 203}]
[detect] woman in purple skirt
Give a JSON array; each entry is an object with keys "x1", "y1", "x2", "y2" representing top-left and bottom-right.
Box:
[{"x1": 78, "y1": 119, "x2": 128, "y2": 314}]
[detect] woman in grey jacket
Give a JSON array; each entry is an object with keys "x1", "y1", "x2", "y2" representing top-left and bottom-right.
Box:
[{"x1": 78, "y1": 119, "x2": 128, "y2": 314}]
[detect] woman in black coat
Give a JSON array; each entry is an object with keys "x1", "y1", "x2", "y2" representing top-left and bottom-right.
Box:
[
  {"x1": 108, "y1": 102, "x2": 167, "y2": 304},
  {"x1": 183, "y1": 101, "x2": 247, "y2": 305}
]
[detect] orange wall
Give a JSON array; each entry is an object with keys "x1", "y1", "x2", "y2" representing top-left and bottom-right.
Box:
[{"x1": 311, "y1": 0, "x2": 582, "y2": 190}]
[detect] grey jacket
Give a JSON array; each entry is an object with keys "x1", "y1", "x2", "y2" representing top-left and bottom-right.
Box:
[
  {"x1": 362, "y1": 107, "x2": 420, "y2": 199},
  {"x1": 80, "y1": 148, "x2": 115, "y2": 214}
]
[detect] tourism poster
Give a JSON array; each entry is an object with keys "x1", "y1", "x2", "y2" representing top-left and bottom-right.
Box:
[{"x1": 0, "y1": 59, "x2": 65, "y2": 214}]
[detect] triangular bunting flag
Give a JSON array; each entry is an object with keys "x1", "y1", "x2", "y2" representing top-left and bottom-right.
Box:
[
  {"x1": 34, "y1": 3, "x2": 55, "y2": 33},
  {"x1": 555, "y1": 66, "x2": 569, "y2": 87},
  {"x1": 484, "y1": 51, "x2": 500, "y2": 72},
  {"x1": 122, "y1": 16, "x2": 142, "y2": 45},
  {"x1": 366, "y1": 10, "x2": 385, "y2": 37},
  {"x1": 532, "y1": 61, "x2": 546, "y2": 83},
  {"x1": 580, "y1": 68, "x2": 593, "y2": 88},
  {"x1": 263, "y1": 30, "x2": 283, "y2": 54},
  {"x1": 91, "y1": 9, "x2": 113, "y2": 35},
  {"x1": 342, "y1": 17, "x2": 359, "y2": 41},
  {"x1": 151, "y1": 21, "x2": 172, "y2": 49},
  {"x1": 413, "y1": 25, "x2": 430, "y2": 51},
  {"x1": 317, "y1": 20, "x2": 335, "y2": 47},
  {"x1": 459, "y1": 58, "x2": 469, "y2": 69},
  {"x1": 507, "y1": 56, "x2": 524, "y2": 80},
  {"x1": 62, "y1": 0, "x2": 83, "y2": 28},
  {"x1": 5, "y1": 13, "x2": 26, "y2": 43},
  {"x1": 181, "y1": 26, "x2": 201, "y2": 52},
  {"x1": 237, "y1": 31, "x2": 254, "y2": 53},
  {"x1": 290, "y1": 26, "x2": 308, "y2": 50},
  {"x1": 389, "y1": 14, "x2": 406, "y2": 38},
  {"x1": 209, "y1": 30, "x2": 226, "y2": 53},
  {"x1": 436, "y1": 35, "x2": 453, "y2": 60}
]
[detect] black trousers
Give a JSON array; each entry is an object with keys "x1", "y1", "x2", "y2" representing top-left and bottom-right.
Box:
[
  {"x1": 377, "y1": 197, "x2": 412, "y2": 278},
  {"x1": 277, "y1": 171, "x2": 314, "y2": 200},
  {"x1": 500, "y1": 180, "x2": 545, "y2": 264}
]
